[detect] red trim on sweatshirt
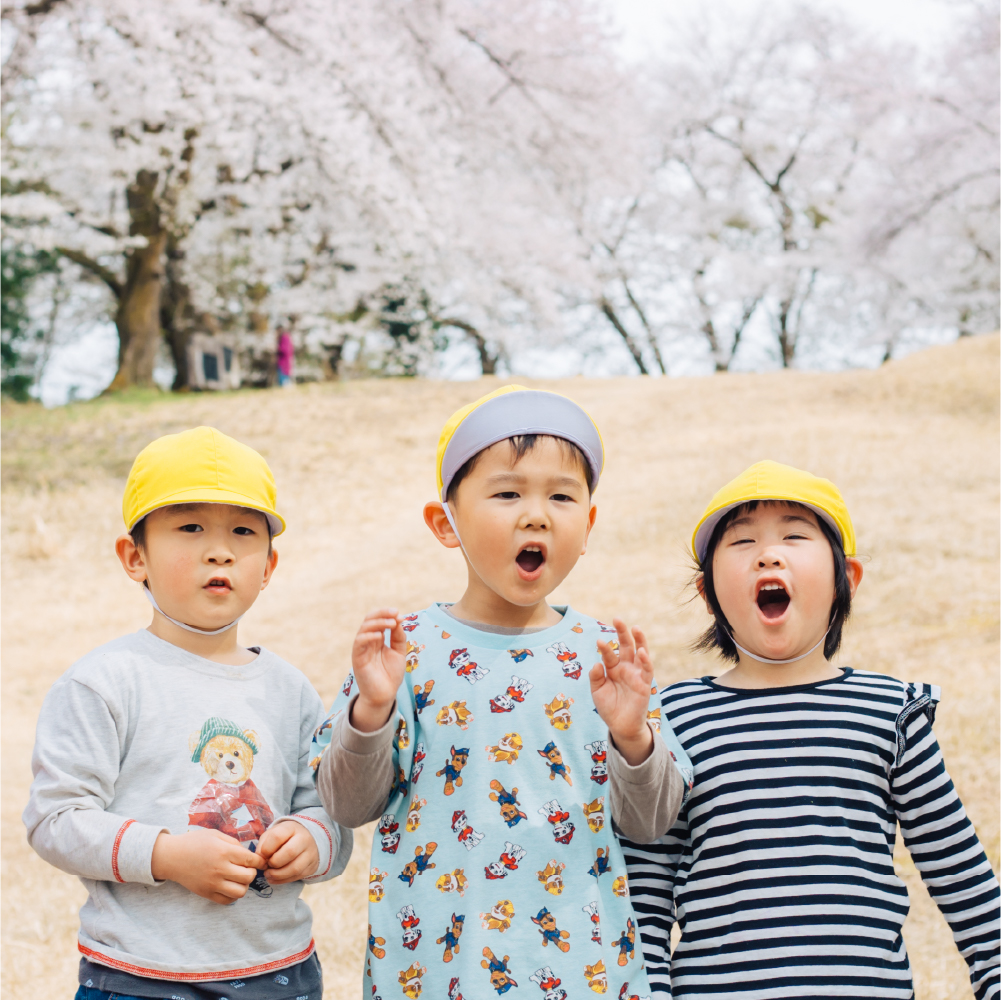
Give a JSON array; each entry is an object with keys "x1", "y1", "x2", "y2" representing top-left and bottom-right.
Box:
[
  {"x1": 288, "y1": 814, "x2": 335, "y2": 878},
  {"x1": 77, "y1": 939, "x2": 316, "y2": 981},
  {"x1": 111, "y1": 819, "x2": 135, "y2": 883}
]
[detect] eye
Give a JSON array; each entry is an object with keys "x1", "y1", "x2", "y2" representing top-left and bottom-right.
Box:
[
  {"x1": 180, "y1": 523, "x2": 203, "y2": 533},
  {"x1": 492, "y1": 491, "x2": 519, "y2": 499},
  {"x1": 233, "y1": 750, "x2": 239, "y2": 756},
  {"x1": 550, "y1": 493, "x2": 575, "y2": 503},
  {"x1": 233, "y1": 526, "x2": 255, "y2": 535},
  {"x1": 217, "y1": 752, "x2": 223, "y2": 758}
]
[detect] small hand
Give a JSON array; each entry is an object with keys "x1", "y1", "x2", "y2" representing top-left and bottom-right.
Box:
[
  {"x1": 150, "y1": 828, "x2": 266, "y2": 905},
  {"x1": 590, "y1": 618, "x2": 655, "y2": 766},
  {"x1": 258, "y1": 820, "x2": 320, "y2": 884},
  {"x1": 351, "y1": 607, "x2": 407, "y2": 732}
]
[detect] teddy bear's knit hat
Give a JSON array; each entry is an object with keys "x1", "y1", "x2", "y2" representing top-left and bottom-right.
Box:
[{"x1": 191, "y1": 716, "x2": 259, "y2": 763}]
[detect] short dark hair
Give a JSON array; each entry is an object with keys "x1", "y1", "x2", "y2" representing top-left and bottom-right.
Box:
[
  {"x1": 445, "y1": 434, "x2": 594, "y2": 505},
  {"x1": 693, "y1": 499, "x2": 853, "y2": 662},
  {"x1": 129, "y1": 504, "x2": 274, "y2": 555}
]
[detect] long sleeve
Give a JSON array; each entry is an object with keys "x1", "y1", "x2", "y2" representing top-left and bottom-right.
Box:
[
  {"x1": 892, "y1": 708, "x2": 1000, "y2": 999},
  {"x1": 608, "y1": 725, "x2": 685, "y2": 843},
  {"x1": 23, "y1": 677, "x2": 167, "y2": 886},
  {"x1": 621, "y1": 813, "x2": 689, "y2": 996},
  {"x1": 315, "y1": 695, "x2": 397, "y2": 829},
  {"x1": 280, "y1": 686, "x2": 353, "y2": 882}
]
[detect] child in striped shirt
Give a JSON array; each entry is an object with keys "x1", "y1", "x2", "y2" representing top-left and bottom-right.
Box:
[{"x1": 623, "y1": 461, "x2": 999, "y2": 999}]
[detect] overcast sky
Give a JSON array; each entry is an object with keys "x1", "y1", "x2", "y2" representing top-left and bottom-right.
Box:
[{"x1": 612, "y1": 0, "x2": 961, "y2": 59}]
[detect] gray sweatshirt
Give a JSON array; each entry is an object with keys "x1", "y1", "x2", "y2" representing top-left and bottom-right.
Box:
[{"x1": 23, "y1": 629, "x2": 351, "y2": 982}]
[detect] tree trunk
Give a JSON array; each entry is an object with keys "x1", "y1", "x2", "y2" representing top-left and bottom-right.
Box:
[
  {"x1": 776, "y1": 295, "x2": 795, "y2": 368},
  {"x1": 105, "y1": 171, "x2": 167, "y2": 391},
  {"x1": 599, "y1": 298, "x2": 649, "y2": 375},
  {"x1": 435, "y1": 317, "x2": 499, "y2": 375},
  {"x1": 161, "y1": 236, "x2": 195, "y2": 389}
]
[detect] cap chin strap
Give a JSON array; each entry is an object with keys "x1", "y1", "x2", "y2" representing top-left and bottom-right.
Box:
[
  {"x1": 442, "y1": 501, "x2": 468, "y2": 557},
  {"x1": 144, "y1": 586, "x2": 244, "y2": 636},
  {"x1": 726, "y1": 626, "x2": 830, "y2": 665}
]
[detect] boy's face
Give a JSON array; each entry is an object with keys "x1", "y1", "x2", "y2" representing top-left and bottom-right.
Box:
[
  {"x1": 711, "y1": 501, "x2": 835, "y2": 661},
  {"x1": 443, "y1": 437, "x2": 596, "y2": 609},
  {"x1": 118, "y1": 503, "x2": 276, "y2": 631}
]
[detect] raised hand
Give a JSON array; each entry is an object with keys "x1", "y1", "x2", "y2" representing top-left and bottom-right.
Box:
[
  {"x1": 350, "y1": 607, "x2": 407, "y2": 732},
  {"x1": 150, "y1": 828, "x2": 266, "y2": 905},
  {"x1": 589, "y1": 618, "x2": 655, "y2": 766},
  {"x1": 258, "y1": 820, "x2": 319, "y2": 884}
]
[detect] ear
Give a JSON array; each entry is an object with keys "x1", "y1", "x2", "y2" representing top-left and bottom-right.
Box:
[
  {"x1": 845, "y1": 557, "x2": 863, "y2": 598},
  {"x1": 260, "y1": 548, "x2": 279, "y2": 591},
  {"x1": 424, "y1": 501, "x2": 460, "y2": 549},
  {"x1": 243, "y1": 729, "x2": 259, "y2": 749},
  {"x1": 695, "y1": 573, "x2": 711, "y2": 612},
  {"x1": 116, "y1": 532, "x2": 149, "y2": 585}
]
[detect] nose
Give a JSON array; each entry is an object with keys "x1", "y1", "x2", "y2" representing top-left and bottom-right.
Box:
[
  {"x1": 226, "y1": 760, "x2": 235, "y2": 769},
  {"x1": 756, "y1": 542, "x2": 787, "y2": 569}
]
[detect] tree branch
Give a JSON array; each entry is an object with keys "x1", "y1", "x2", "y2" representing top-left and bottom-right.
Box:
[
  {"x1": 56, "y1": 247, "x2": 123, "y2": 298},
  {"x1": 599, "y1": 297, "x2": 649, "y2": 375}
]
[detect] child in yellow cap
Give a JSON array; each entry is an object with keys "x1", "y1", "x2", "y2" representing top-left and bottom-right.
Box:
[
  {"x1": 310, "y1": 386, "x2": 693, "y2": 999},
  {"x1": 24, "y1": 426, "x2": 352, "y2": 1000},
  {"x1": 622, "y1": 460, "x2": 1000, "y2": 998}
]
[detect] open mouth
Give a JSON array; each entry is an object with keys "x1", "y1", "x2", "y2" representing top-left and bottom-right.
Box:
[
  {"x1": 515, "y1": 544, "x2": 545, "y2": 575},
  {"x1": 205, "y1": 577, "x2": 231, "y2": 592},
  {"x1": 756, "y1": 583, "x2": 790, "y2": 620}
]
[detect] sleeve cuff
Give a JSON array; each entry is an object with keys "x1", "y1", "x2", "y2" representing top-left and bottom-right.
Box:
[
  {"x1": 280, "y1": 813, "x2": 335, "y2": 880},
  {"x1": 337, "y1": 695, "x2": 398, "y2": 755},
  {"x1": 608, "y1": 722, "x2": 667, "y2": 786},
  {"x1": 112, "y1": 819, "x2": 169, "y2": 886}
]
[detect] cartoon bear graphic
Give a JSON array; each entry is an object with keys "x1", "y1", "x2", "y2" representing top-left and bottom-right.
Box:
[{"x1": 187, "y1": 717, "x2": 274, "y2": 897}]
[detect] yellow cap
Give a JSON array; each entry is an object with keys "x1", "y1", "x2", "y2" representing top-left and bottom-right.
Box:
[
  {"x1": 122, "y1": 426, "x2": 286, "y2": 536},
  {"x1": 435, "y1": 385, "x2": 604, "y2": 500},
  {"x1": 692, "y1": 460, "x2": 855, "y2": 563}
]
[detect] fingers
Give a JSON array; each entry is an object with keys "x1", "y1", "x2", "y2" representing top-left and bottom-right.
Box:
[
  {"x1": 265, "y1": 854, "x2": 313, "y2": 883},
  {"x1": 588, "y1": 660, "x2": 606, "y2": 688},
  {"x1": 613, "y1": 617, "x2": 637, "y2": 659},
  {"x1": 258, "y1": 822, "x2": 295, "y2": 862}
]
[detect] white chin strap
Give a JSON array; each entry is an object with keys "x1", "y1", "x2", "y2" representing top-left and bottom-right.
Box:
[
  {"x1": 726, "y1": 627, "x2": 830, "y2": 665},
  {"x1": 144, "y1": 586, "x2": 244, "y2": 636},
  {"x1": 441, "y1": 501, "x2": 468, "y2": 556}
]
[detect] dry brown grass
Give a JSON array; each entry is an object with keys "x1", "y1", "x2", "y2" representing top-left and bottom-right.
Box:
[{"x1": 2, "y1": 334, "x2": 998, "y2": 1000}]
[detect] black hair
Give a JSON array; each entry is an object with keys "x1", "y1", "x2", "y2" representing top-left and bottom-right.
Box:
[
  {"x1": 445, "y1": 434, "x2": 594, "y2": 505},
  {"x1": 129, "y1": 504, "x2": 274, "y2": 558},
  {"x1": 693, "y1": 499, "x2": 853, "y2": 662}
]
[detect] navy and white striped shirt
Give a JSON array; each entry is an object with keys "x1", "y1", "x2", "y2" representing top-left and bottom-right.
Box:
[{"x1": 623, "y1": 669, "x2": 1000, "y2": 998}]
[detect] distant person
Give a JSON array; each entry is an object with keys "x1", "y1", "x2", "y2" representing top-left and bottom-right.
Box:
[
  {"x1": 310, "y1": 386, "x2": 694, "y2": 998},
  {"x1": 24, "y1": 427, "x2": 352, "y2": 1000},
  {"x1": 622, "y1": 461, "x2": 1000, "y2": 998},
  {"x1": 276, "y1": 326, "x2": 294, "y2": 387}
]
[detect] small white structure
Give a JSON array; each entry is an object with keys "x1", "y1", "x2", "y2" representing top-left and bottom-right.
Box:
[{"x1": 187, "y1": 333, "x2": 241, "y2": 390}]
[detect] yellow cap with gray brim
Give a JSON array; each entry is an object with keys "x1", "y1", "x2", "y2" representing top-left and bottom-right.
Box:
[
  {"x1": 436, "y1": 384, "x2": 604, "y2": 501},
  {"x1": 692, "y1": 460, "x2": 855, "y2": 564}
]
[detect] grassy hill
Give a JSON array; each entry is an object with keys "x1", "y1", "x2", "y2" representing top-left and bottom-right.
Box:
[{"x1": 3, "y1": 334, "x2": 997, "y2": 999}]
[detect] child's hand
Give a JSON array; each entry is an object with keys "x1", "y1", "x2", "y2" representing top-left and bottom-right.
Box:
[
  {"x1": 258, "y1": 820, "x2": 319, "y2": 884},
  {"x1": 150, "y1": 828, "x2": 266, "y2": 905},
  {"x1": 351, "y1": 607, "x2": 407, "y2": 732},
  {"x1": 590, "y1": 618, "x2": 656, "y2": 766}
]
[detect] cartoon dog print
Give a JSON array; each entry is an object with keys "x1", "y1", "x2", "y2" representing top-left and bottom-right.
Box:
[
  {"x1": 531, "y1": 907, "x2": 570, "y2": 952},
  {"x1": 397, "y1": 904, "x2": 422, "y2": 951},
  {"x1": 448, "y1": 977, "x2": 463, "y2": 1000},
  {"x1": 436, "y1": 745, "x2": 469, "y2": 795},
  {"x1": 489, "y1": 779, "x2": 527, "y2": 827},
  {"x1": 449, "y1": 648, "x2": 489, "y2": 684},
  {"x1": 398, "y1": 961, "x2": 426, "y2": 999},
  {"x1": 401, "y1": 614, "x2": 420, "y2": 632},
  {"x1": 481, "y1": 947, "x2": 518, "y2": 994},
  {"x1": 536, "y1": 859, "x2": 566, "y2": 895},
  {"x1": 435, "y1": 868, "x2": 468, "y2": 896},
  {"x1": 584, "y1": 958, "x2": 608, "y2": 993},
  {"x1": 583, "y1": 901, "x2": 601, "y2": 944},
  {"x1": 479, "y1": 898, "x2": 515, "y2": 932},
  {"x1": 484, "y1": 842, "x2": 525, "y2": 880},
  {"x1": 538, "y1": 741, "x2": 572, "y2": 784},
  {"x1": 368, "y1": 923, "x2": 386, "y2": 959},
  {"x1": 398, "y1": 842, "x2": 437, "y2": 886},
  {"x1": 341, "y1": 673, "x2": 355, "y2": 698},
  {"x1": 544, "y1": 693, "x2": 574, "y2": 730},
  {"x1": 617, "y1": 985, "x2": 650, "y2": 1000},
  {"x1": 437, "y1": 913, "x2": 465, "y2": 962},
  {"x1": 612, "y1": 918, "x2": 636, "y2": 966},
  {"x1": 451, "y1": 809, "x2": 485, "y2": 850},
  {"x1": 405, "y1": 796, "x2": 426, "y2": 833},
  {"x1": 597, "y1": 620, "x2": 617, "y2": 633},
  {"x1": 413, "y1": 680, "x2": 435, "y2": 714},
  {"x1": 530, "y1": 967, "x2": 567, "y2": 1000},
  {"x1": 378, "y1": 812, "x2": 401, "y2": 854},
  {"x1": 612, "y1": 875, "x2": 628, "y2": 898},
  {"x1": 369, "y1": 867, "x2": 388, "y2": 902},
  {"x1": 436, "y1": 700, "x2": 474, "y2": 731},
  {"x1": 589, "y1": 846, "x2": 612, "y2": 879},
  {"x1": 405, "y1": 639, "x2": 425, "y2": 673},
  {"x1": 486, "y1": 732, "x2": 523, "y2": 764},
  {"x1": 395, "y1": 717, "x2": 410, "y2": 750},
  {"x1": 508, "y1": 648, "x2": 534, "y2": 663},
  {"x1": 547, "y1": 641, "x2": 582, "y2": 680},
  {"x1": 646, "y1": 708, "x2": 661, "y2": 732},
  {"x1": 392, "y1": 764, "x2": 409, "y2": 800},
  {"x1": 412, "y1": 742, "x2": 426, "y2": 783},
  {"x1": 581, "y1": 796, "x2": 605, "y2": 833},
  {"x1": 538, "y1": 799, "x2": 575, "y2": 845},
  {"x1": 490, "y1": 675, "x2": 534, "y2": 713},
  {"x1": 584, "y1": 740, "x2": 609, "y2": 785}
]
